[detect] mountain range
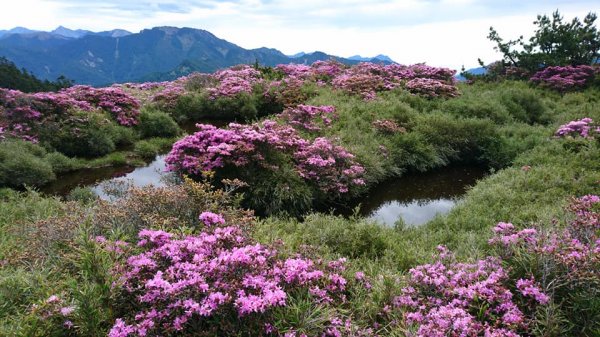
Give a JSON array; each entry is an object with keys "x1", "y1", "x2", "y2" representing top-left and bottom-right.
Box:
[{"x1": 0, "y1": 26, "x2": 395, "y2": 86}]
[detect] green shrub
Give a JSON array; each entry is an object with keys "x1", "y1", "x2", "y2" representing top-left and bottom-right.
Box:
[
  {"x1": 412, "y1": 113, "x2": 507, "y2": 167},
  {"x1": 441, "y1": 93, "x2": 512, "y2": 123},
  {"x1": 44, "y1": 152, "x2": 80, "y2": 173},
  {"x1": 498, "y1": 85, "x2": 549, "y2": 124},
  {"x1": 0, "y1": 140, "x2": 56, "y2": 188},
  {"x1": 173, "y1": 92, "x2": 261, "y2": 122},
  {"x1": 136, "y1": 108, "x2": 180, "y2": 138},
  {"x1": 134, "y1": 140, "x2": 160, "y2": 159},
  {"x1": 40, "y1": 114, "x2": 116, "y2": 158},
  {"x1": 240, "y1": 160, "x2": 315, "y2": 216},
  {"x1": 133, "y1": 138, "x2": 173, "y2": 160},
  {"x1": 66, "y1": 187, "x2": 97, "y2": 204},
  {"x1": 107, "y1": 125, "x2": 138, "y2": 147}
]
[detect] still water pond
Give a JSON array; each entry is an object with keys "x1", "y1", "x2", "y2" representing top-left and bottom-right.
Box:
[
  {"x1": 40, "y1": 155, "x2": 171, "y2": 199},
  {"x1": 344, "y1": 166, "x2": 487, "y2": 226},
  {"x1": 42, "y1": 155, "x2": 487, "y2": 226}
]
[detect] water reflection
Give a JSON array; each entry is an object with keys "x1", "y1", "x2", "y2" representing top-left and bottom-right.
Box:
[
  {"x1": 352, "y1": 166, "x2": 487, "y2": 226},
  {"x1": 92, "y1": 155, "x2": 169, "y2": 199},
  {"x1": 42, "y1": 143, "x2": 487, "y2": 226},
  {"x1": 41, "y1": 155, "x2": 170, "y2": 199}
]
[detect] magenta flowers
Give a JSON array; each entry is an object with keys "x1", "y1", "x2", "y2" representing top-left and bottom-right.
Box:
[
  {"x1": 555, "y1": 117, "x2": 598, "y2": 139},
  {"x1": 165, "y1": 120, "x2": 365, "y2": 195},
  {"x1": 109, "y1": 213, "x2": 347, "y2": 336},
  {"x1": 530, "y1": 65, "x2": 597, "y2": 92}
]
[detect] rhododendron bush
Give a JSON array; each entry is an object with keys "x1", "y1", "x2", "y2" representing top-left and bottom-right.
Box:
[
  {"x1": 109, "y1": 212, "x2": 350, "y2": 337},
  {"x1": 61, "y1": 85, "x2": 141, "y2": 126},
  {"x1": 385, "y1": 195, "x2": 599, "y2": 336},
  {"x1": 393, "y1": 247, "x2": 544, "y2": 337},
  {"x1": 530, "y1": 65, "x2": 598, "y2": 92},
  {"x1": 165, "y1": 118, "x2": 366, "y2": 197},
  {"x1": 555, "y1": 117, "x2": 599, "y2": 139},
  {"x1": 331, "y1": 62, "x2": 459, "y2": 100},
  {"x1": 279, "y1": 104, "x2": 337, "y2": 132},
  {"x1": 488, "y1": 195, "x2": 600, "y2": 333}
]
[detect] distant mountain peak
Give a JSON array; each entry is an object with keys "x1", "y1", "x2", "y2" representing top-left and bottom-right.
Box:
[
  {"x1": 51, "y1": 26, "x2": 93, "y2": 38},
  {"x1": 0, "y1": 25, "x2": 395, "y2": 85},
  {"x1": 0, "y1": 27, "x2": 40, "y2": 37},
  {"x1": 348, "y1": 54, "x2": 395, "y2": 63}
]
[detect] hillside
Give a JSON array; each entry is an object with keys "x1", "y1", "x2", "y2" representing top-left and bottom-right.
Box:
[{"x1": 0, "y1": 26, "x2": 393, "y2": 85}]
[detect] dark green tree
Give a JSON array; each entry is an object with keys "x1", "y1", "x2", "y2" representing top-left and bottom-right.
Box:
[
  {"x1": 0, "y1": 56, "x2": 73, "y2": 92},
  {"x1": 487, "y1": 10, "x2": 600, "y2": 72}
]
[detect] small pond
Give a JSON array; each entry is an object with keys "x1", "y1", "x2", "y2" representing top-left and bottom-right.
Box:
[
  {"x1": 42, "y1": 152, "x2": 487, "y2": 227},
  {"x1": 40, "y1": 155, "x2": 171, "y2": 199},
  {"x1": 341, "y1": 166, "x2": 488, "y2": 226}
]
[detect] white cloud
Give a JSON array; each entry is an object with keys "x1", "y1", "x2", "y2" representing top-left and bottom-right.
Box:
[{"x1": 1, "y1": 1, "x2": 598, "y2": 70}]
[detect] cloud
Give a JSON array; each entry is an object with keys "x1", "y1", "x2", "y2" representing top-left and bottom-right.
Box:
[{"x1": 1, "y1": 0, "x2": 598, "y2": 69}]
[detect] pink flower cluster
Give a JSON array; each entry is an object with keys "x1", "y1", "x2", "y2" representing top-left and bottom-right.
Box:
[
  {"x1": 109, "y1": 213, "x2": 347, "y2": 337},
  {"x1": 530, "y1": 65, "x2": 597, "y2": 92},
  {"x1": 30, "y1": 294, "x2": 76, "y2": 331},
  {"x1": 372, "y1": 119, "x2": 406, "y2": 134},
  {"x1": 165, "y1": 120, "x2": 365, "y2": 194},
  {"x1": 393, "y1": 246, "x2": 539, "y2": 337},
  {"x1": 0, "y1": 88, "x2": 92, "y2": 141},
  {"x1": 554, "y1": 117, "x2": 599, "y2": 139},
  {"x1": 62, "y1": 85, "x2": 141, "y2": 126},
  {"x1": 330, "y1": 62, "x2": 458, "y2": 100},
  {"x1": 294, "y1": 137, "x2": 366, "y2": 193},
  {"x1": 207, "y1": 65, "x2": 263, "y2": 99},
  {"x1": 405, "y1": 77, "x2": 460, "y2": 98},
  {"x1": 489, "y1": 195, "x2": 600, "y2": 288},
  {"x1": 279, "y1": 104, "x2": 337, "y2": 131},
  {"x1": 165, "y1": 120, "x2": 304, "y2": 173},
  {"x1": 149, "y1": 82, "x2": 186, "y2": 111}
]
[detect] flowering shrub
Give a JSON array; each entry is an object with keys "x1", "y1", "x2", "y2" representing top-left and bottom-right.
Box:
[
  {"x1": 328, "y1": 62, "x2": 458, "y2": 100},
  {"x1": 489, "y1": 195, "x2": 600, "y2": 334},
  {"x1": 207, "y1": 65, "x2": 263, "y2": 99},
  {"x1": 150, "y1": 82, "x2": 185, "y2": 111},
  {"x1": 405, "y1": 78, "x2": 460, "y2": 98},
  {"x1": 61, "y1": 85, "x2": 141, "y2": 126},
  {"x1": 554, "y1": 117, "x2": 599, "y2": 139},
  {"x1": 165, "y1": 121, "x2": 305, "y2": 174},
  {"x1": 166, "y1": 121, "x2": 365, "y2": 195},
  {"x1": 530, "y1": 65, "x2": 596, "y2": 92},
  {"x1": 275, "y1": 64, "x2": 313, "y2": 80},
  {"x1": 310, "y1": 60, "x2": 345, "y2": 79},
  {"x1": 109, "y1": 213, "x2": 349, "y2": 336},
  {"x1": 490, "y1": 195, "x2": 599, "y2": 281},
  {"x1": 372, "y1": 119, "x2": 406, "y2": 134},
  {"x1": 279, "y1": 105, "x2": 337, "y2": 131},
  {"x1": 0, "y1": 88, "x2": 91, "y2": 142},
  {"x1": 265, "y1": 77, "x2": 315, "y2": 107},
  {"x1": 392, "y1": 245, "x2": 544, "y2": 337},
  {"x1": 294, "y1": 137, "x2": 365, "y2": 194},
  {"x1": 332, "y1": 73, "x2": 385, "y2": 100},
  {"x1": 28, "y1": 294, "x2": 77, "y2": 334}
]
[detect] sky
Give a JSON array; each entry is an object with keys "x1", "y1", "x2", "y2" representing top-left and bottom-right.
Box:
[{"x1": 0, "y1": 0, "x2": 598, "y2": 70}]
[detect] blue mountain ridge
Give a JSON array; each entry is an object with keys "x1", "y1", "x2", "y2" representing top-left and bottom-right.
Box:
[{"x1": 0, "y1": 26, "x2": 396, "y2": 85}]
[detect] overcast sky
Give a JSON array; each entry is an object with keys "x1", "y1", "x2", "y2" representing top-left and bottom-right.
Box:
[{"x1": 1, "y1": 0, "x2": 598, "y2": 69}]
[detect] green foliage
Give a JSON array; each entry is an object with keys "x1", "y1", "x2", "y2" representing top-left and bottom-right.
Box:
[
  {"x1": 136, "y1": 107, "x2": 181, "y2": 138},
  {"x1": 172, "y1": 91, "x2": 260, "y2": 122},
  {"x1": 39, "y1": 113, "x2": 116, "y2": 158},
  {"x1": 44, "y1": 152, "x2": 80, "y2": 174},
  {"x1": 133, "y1": 137, "x2": 175, "y2": 160},
  {"x1": 66, "y1": 187, "x2": 97, "y2": 204},
  {"x1": 106, "y1": 125, "x2": 137, "y2": 147},
  {"x1": 487, "y1": 11, "x2": 600, "y2": 71},
  {"x1": 0, "y1": 140, "x2": 56, "y2": 187},
  {"x1": 240, "y1": 159, "x2": 315, "y2": 216}
]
